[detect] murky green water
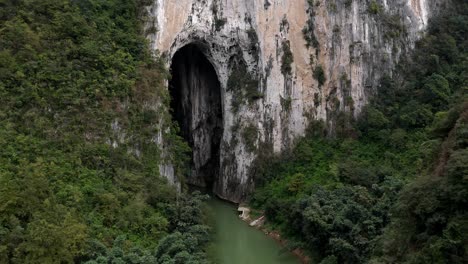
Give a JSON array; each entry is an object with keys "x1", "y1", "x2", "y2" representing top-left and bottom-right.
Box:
[{"x1": 207, "y1": 198, "x2": 300, "y2": 264}]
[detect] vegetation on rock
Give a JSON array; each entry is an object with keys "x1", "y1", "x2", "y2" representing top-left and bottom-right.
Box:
[
  {"x1": 251, "y1": 1, "x2": 467, "y2": 263},
  {"x1": 0, "y1": 0, "x2": 212, "y2": 263},
  {"x1": 313, "y1": 65, "x2": 326, "y2": 87},
  {"x1": 303, "y1": 1, "x2": 319, "y2": 50},
  {"x1": 281, "y1": 40, "x2": 294, "y2": 76},
  {"x1": 228, "y1": 57, "x2": 262, "y2": 112}
]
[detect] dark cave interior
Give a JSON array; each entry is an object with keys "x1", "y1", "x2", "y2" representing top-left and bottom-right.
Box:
[{"x1": 169, "y1": 44, "x2": 223, "y2": 190}]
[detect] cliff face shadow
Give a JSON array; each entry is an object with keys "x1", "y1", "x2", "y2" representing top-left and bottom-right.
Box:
[{"x1": 169, "y1": 44, "x2": 223, "y2": 191}]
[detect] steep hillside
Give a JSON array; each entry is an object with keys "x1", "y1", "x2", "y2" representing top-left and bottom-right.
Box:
[
  {"x1": 148, "y1": 0, "x2": 450, "y2": 202},
  {"x1": 0, "y1": 0, "x2": 466, "y2": 263},
  {"x1": 250, "y1": 1, "x2": 467, "y2": 263},
  {"x1": 0, "y1": 1, "x2": 211, "y2": 263}
]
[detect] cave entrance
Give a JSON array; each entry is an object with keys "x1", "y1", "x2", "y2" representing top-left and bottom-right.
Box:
[{"x1": 169, "y1": 43, "x2": 223, "y2": 191}]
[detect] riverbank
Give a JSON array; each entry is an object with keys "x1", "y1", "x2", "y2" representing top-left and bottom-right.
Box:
[
  {"x1": 207, "y1": 198, "x2": 300, "y2": 264},
  {"x1": 237, "y1": 206, "x2": 311, "y2": 264}
]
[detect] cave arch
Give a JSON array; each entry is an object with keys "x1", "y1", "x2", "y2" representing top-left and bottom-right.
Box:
[{"x1": 169, "y1": 43, "x2": 223, "y2": 191}]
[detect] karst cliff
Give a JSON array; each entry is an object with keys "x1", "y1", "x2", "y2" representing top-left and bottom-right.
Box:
[{"x1": 146, "y1": 0, "x2": 448, "y2": 202}]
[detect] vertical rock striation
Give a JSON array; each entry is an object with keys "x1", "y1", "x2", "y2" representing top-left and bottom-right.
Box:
[
  {"x1": 146, "y1": 0, "x2": 447, "y2": 202},
  {"x1": 169, "y1": 44, "x2": 223, "y2": 190}
]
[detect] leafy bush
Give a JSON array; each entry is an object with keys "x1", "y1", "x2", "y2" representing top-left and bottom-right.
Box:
[
  {"x1": 242, "y1": 124, "x2": 259, "y2": 153},
  {"x1": 302, "y1": 1, "x2": 319, "y2": 49},
  {"x1": 0, "y1": 0, "x2": 210, "y2": 262},
  {"x1": 313, "y1": 65, "x2": 326, "y2": 86},
  {"x1": 227, "y1": 58, "x2": 261, "y2": 112},
  {"x1": 251, "y1": 1, "x2": 468, "y2": 263},
  {"x1": 84, "y1": 193, "x2": 212, "y2": 264},
  {"x1": 368, "y1": 0, "x2": 381, "y2": 15},
  {"x1": 281, "y1": 40, "x2": 294, "y2": 75}
]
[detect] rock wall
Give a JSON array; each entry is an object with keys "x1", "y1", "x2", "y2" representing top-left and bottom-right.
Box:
[
  {"x1": 169, "y1": 44, "x2": 223, "y2": 190},
  {"x1": 146, "y1": 0, "x2": 447, "y2": 202}
]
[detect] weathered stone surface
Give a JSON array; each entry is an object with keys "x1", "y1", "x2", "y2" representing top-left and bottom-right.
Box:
[
  {"x1": 169, "y1": 44, "x2": 223, "y2": 189},
  {"x1": 147, "y1": 0, "x2": 447, "y2": 202},
  {"x1": 238, "y1": 206, "x2": 251, "y2": 221}
]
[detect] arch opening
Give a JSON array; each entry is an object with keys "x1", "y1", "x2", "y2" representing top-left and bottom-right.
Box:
[{"x1": 169, "y1": 43, "x2": 223, "y2": 191}]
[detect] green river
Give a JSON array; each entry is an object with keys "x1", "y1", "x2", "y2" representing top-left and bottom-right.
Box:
[{"x1": 208, "y1": 198, "x2": 300, "y2": 264}]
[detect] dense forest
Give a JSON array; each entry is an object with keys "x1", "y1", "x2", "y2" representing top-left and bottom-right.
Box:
[
  {"x1": 0, "y1": 0, "x2": 212, "y2": 263},
  {"x1": 251, "y1": 1, "x2": 467, "y2": 263},
  {"x1": 0, "y1": 0, "x2": 466, "y2": 263}
]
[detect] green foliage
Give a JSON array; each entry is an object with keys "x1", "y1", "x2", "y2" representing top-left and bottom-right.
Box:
[
  {"x1": 423, "y1": 74, "x2": 451, "y2": 107},
  {"x1": 372, "y1": 110, "x2": 468, "y2": 263},
  {"x1": 154, "y1": 193, "x2": 212, "y2": 263},
  {"x1": 281, "y1": 40, "x2": 294, "y2": 76},
  {"x1": 246, "y1": 27, "x2": 260, "y2": 62},
  {"x1": 382, "y1": 14, "x2": 406, "y2": 39},
  {"x1": 289, "y1": 182, "x2": 401, "y2": 263},
  {"x1": 251, "y1": 1, "x2": 468, "y2": 263},
  {"x1": 85, "y1": 193, "x2": 212, "y2": 264},
  {"x1": 83, "y1": 236, "x2": 156, "y2": 264},
  {"x1": 328, "y1": 2, "x2": 337, "y2": 13},
  {"x1": 313, "y1": 65, "x2": 326, "y2": 86},
  {"x1": 370, "y1": 12, "x2": 468, "y2": 262},
  {"x1": 357, "y1": 106, "x2": 389, "y2": 135},
  {"x1": 303, "y1": 22, "x2": 319, "y2": 49},
  {"x1": 430, "y1": 106, "x2": 462, "y2": 138},
  {"x1": 302, "y1": 0, "x2": 319, "y2": 49},
  {"x1": 227, "y1": 58, "x2": 261, "y2": 112},
  {"x1": 281, "y1": 96, "x2": 292, "y2": 112},
  {"x1": 368, "y1": 0, "x2": 381, "y2": 15},
  {"x1": 0, "y1": 0, "x2": 208, "y2": 263},
  {"x1": 241, "y1": 124, "x2": 259, "y2": 153}
]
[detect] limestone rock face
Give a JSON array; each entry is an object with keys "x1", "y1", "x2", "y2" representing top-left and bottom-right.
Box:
[
  {"x1": 169, "y1": 44, "x2": 223, "y2": 189},
  {"x1": 147, "y1": 0, "x2": 447, "y2": 202}
]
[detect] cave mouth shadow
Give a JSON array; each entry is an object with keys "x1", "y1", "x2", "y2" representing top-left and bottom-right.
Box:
[{"x1": 168, "y1": 43, "x2": 223, "y2": 192}]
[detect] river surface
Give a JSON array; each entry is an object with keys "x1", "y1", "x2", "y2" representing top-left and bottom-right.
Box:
[{"x1": 208, "y1": 198, "x2": 300, "y2": 264}]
